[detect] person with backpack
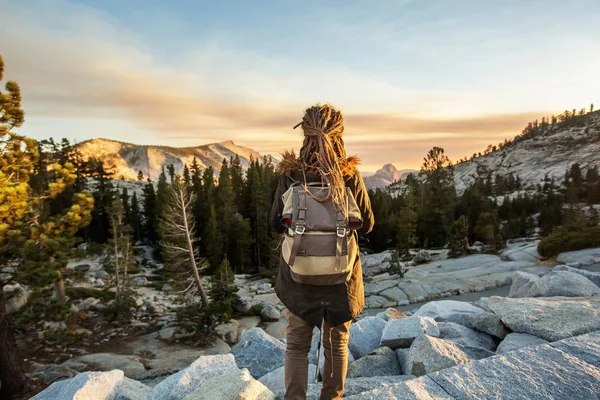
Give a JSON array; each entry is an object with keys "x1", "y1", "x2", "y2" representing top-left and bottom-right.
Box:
[{"x1": 269, "y1": 104, "x2": 374, "y2": 400}]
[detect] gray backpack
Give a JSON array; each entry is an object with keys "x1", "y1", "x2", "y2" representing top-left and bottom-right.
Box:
[{"x1": 280, "y1": 177, "x2": 363, "y2": 285}]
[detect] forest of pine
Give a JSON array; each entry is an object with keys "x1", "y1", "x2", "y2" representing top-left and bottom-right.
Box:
[{"x1": 1, "y1": 52, "x2": 600, "y2": 399}]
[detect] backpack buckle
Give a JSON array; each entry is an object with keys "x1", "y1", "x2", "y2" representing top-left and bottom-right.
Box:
[
  {"x1": 295, "y1": 225, "x2": 306, "y2": 235},
  {"x1": 336, "y1": 227, "x2": 346, "y2": 237}
]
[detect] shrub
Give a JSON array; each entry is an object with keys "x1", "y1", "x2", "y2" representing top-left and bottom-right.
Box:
[
  {"x1": 538, "y1": 225, "x2": 600, "y2": 258},
  {"x1": 66, "y1": 287, "x2": 113, "y2": 301},
  {"x1": 246, "y1": 304, "x2": 264, "y2": 317},
  {"x1": 86, "y1": 242, "x2": 105, "y2": 257}
]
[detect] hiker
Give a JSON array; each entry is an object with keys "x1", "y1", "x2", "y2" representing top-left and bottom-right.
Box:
[{"x1": 269, "y1": 104, "x2": 374, "y2": 400}]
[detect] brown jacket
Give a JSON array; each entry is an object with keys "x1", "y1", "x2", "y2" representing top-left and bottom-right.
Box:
[{"x1": 269, "y1": 154, "x2": 374, "y2": 328}]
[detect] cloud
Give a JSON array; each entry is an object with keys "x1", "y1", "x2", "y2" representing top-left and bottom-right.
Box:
[{"x1": 1, "y1": 0, "x2": 593, "y2": 170}]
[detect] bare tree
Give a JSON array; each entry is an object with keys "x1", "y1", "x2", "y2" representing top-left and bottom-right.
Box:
[
  {"x1": 160, "y1": 178, "x2": 209, "y2": 306},
  {"x1": 107, "y1": 195, "x2": 134, "y2": 303}
]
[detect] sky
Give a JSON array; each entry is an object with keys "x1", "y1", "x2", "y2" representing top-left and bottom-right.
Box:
[{"x1": 1, "y1": 0, "x2": 599, "y2": 172}]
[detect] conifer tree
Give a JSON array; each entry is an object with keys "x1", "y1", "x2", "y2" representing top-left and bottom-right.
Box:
[
  {"x1": 143, "y1": 181, "x2": 159, "y2": 243},
  {"x1": 396, "y1": 191, "x2": 417, "y2": 259},
  {"x1": 160, "y1": 178, "x2": 209, "y2": 306},
  {"x1": 167, "y1": 164, "x2": 176, "y2": 183},
  {"x1": 230, "y1": 154, "x2": 244, "y2": 210},
  {"x1": 0, "y1": 55, "x2": 93, "y2": 399},
  {"x1": 448, "y1": 216, "x2": 469, "y2": 257},
  {"x1": 183, "y1": 164, "x2": 191, "y2": 187},
  {"x1": 210, "y1": 256, "x2": 237, "y2": 303},
  {"x1": 130, "y1": 192, "x2": 142, "y2": 242},
  {"x1": 203, "y1": 204, "x2": 222, "y2": 269}
]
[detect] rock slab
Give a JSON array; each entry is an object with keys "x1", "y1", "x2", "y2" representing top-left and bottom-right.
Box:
[
  {"x1": 488, "y1": 296, "x2": 600, "y2": 341},
  {"x1": 430, "y1": 343, "x2": 600, "y2": 400},
  {"x1": 347, "y1": 347, "x2": 401, "y2": 378},
  {"x1": 30, "y1": 370, "x2": 125, "y2": 400},
  {"x1": 348, "y1": 316, "x2": 386, "y2": 359},
  {"x1": 551, "y1": 330, "x2": 600, "y2": 368},
  {"x1": 231, "y1": 328, "x2": 286, "y2": 378},
  {"x1": 496, "y1": 332, "x2": 549, "y2": 354},
  {"x1": 380, "y1": 316, "x2": 440, "y2": 349},
  {"x1": 182, "y1": 368, "x2": 275, "y2": 400},
  {"x1": 344, "y1": 376, "x2": 453, "y2": 400}
]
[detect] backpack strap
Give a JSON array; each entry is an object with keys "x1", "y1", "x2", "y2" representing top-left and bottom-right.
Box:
[
  {"x1": 335, "y1": 208, "x2": 346, "y2": 271},
  {"x1": 287, "y1": 186, "x2": 307, "y2": 267}
]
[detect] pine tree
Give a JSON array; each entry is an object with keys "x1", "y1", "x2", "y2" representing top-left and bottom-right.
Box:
[
  {"x1": 216, "y1": 159, "x2": 237, "y2": 267},
  {"x1": 230, "y1": 154, "x2": 244, "y2": 210},
  {"x1": 160, "y1": 178, "x2": 209, "y2": 306},
  {"x1": 0, "y1": 55, "x2": 93, "y2": 399},
  {"x1": 167, "y1": 164, "x2": 176, "y2": 183},
  {"x1": 130, "y1": 192, "x2": 142, "y2": 242},
  {"x1": 183, "y1": 164, "x2": 191, "y2": 187},
  {"x1": 142, "y1": 181, "x2": 159, "y2": 243},
  {"x1": 203, "y1": 204, "x2": 222, "y2": 269},
  {"x1": 84, "y1": 159, "x2": 115, "y2": 243},
  {"x1": 396, "y1": 191, "x2": 417, "y2": 258},
  {"x1": 448, "y1": 216, "x2": 469, "y2": 257},
  {"x1": 418, "y1": 147, "x2": 456, "y2": 247},
  {"x1": 210, "y1": 257, "x2": 237, "y2": 303},
  {"x1": 475, "y1": 212, "x2": 502, "y2": 249}
]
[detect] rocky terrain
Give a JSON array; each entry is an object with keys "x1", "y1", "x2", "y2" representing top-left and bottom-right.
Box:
[
  {"x1": 24, "y1": 247, "x2": 600, "y2": 399},
  {"x1": 75, "y1": 138, "x2": 263, "y2": 182},
  {"x1": 389, "y1": 110, "x2": 600, "y2": 195},
  {"x1": 362, "y1": 164, "x2": 417, "y2": 190}
]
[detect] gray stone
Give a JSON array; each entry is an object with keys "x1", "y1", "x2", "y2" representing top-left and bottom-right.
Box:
[
  {"x1": 527, "y1": 270, "x2": 600, "y2": 297},
  {"x1": 260, "y1": 305, "x2": 281, "y2": 322},
  {"x1": 380, "y1": 316, "x2": 439, "y2": 349},
  {"x1": 74, "y1": 264, "x2": 92, "y2": 272},
  {"x1": 95, "y1": 279, "x2": 105, "y2": 287},
  {"x1": 496, "y1": 332, "x2": 549, "y2": 354},
  {"x1": 233, "y1": 299, "x2": 252, "y2": 313},
  {"x1": 557, "y1": 248, "x2": 600, "y2": 266},
  {"x1": 347, "y1": 347, "x2": 401, "y2": 378},
  {"x1": 214, "y1": 320, "x2": 239, "y2": 345},
  {"x1": 114, "y1": 378, "x2": 152, "y2": 400},
  {"x1": 471, "y1": 297, "x2": 493, "y2": 313},
  {"x1": 397, "y1": 284, "x2": 429, "y2": 303},
  {"x1": 508, "y1": 271, "x2": 539, "y2": 298},
  {"x1": 405, "y1": 336, "x2": 478, "y2": 376},
  {"x1": 429, "y1": 344, "x2": 600, "y2": 400},
  {"x1": 551, "y1": 330, "x2": 600, "y2": 368},
  {"x1": 161, "y1": 284, "x2": 172, "y2": 291},
  {"x1": 500, "y1": 244, "x2": 540, "y2": 263},
  {"x1": 412, "y1": 250, "x2": 431, "y2": 264},
  {"x1": 438, "y1": 322, "x2": 496, "y2": 351},
  {"x1": 348, "y1": 316, "x2": 387, "y2": 359},
  {"x1": 231, "y1": 328, "x2": 286, "y2": 378},
  {"x1": 95, "y1": 270, "x2": 108, "y2": 279},
  {"x1": 183, "y1": 368, "x2": 275, "y2": 399},
  {"x1": 413, "y1": 300, "x2": 508, "y2": 339},
  {"x1": 73, "y1": 297, "x2": 101, "y2": 312},
  {"x1": 365, "y1": 295, "x2": 395, "y2": 308},
  {"x1": 488, "y1": 296, "x2": 600, "y2": 341},
  {"x1": 364, "y1": 279, "x2": 399, "y2": 295},
  {"x1": 259, "y1": 364, "x2": 317, "y2": 398},
  {"x1": 61, "y1": 353, "x2": 147, "y2": 380},
  {"x1": 29, "y1": 364, "x2": 79, "y2": 386},
  {"x1": 148, "y1": 354, "x2": 239, "y2": 400},
  {"x1": 30, "y1": 370, "x2": 124, "y2": 400},
  {"x1": 344, "y1": 376, "x2": 453, "y2": 400},
  {"x1": 307, "y1": 376, "x2": 418, "y2": 400},
  {"x1": 131, "y1": 276, "x2": 148, "y2": 287},
  {"x1": 379, "y1": 287, "x2": 409, "y2": 303},
  {"x1": 158, "y1": 327, "x2": 176, "y2": 340},
  {"x1": 554, "y1": 264, "x2": 600, "y2": 287}
]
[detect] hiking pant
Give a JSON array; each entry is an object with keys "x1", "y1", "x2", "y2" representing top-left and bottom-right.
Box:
[{"x1": 284, "y1": 310, "x2": 352, "y2": 400}]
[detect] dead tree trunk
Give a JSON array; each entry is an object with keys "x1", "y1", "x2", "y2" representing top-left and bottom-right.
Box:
[{"x1": 0, "y1": 286, "x2": 27, "y2": 400}]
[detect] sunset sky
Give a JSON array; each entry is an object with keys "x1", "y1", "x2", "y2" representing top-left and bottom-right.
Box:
[{"x1": 1, "y1": 0, "x2": 599, "y2": 172}]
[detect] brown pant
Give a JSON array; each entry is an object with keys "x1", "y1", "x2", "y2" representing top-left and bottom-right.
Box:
[{"x1": 284, "y1": 311, "x2": 352, "y2": 400}]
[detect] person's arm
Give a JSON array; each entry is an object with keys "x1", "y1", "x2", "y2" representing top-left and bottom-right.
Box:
[
  {"x1": 352, "y1": 171, "x2": 375, "y2": 235},
  {"x1": 269, "y1": 175, "x2": 288, "y2": 234}
]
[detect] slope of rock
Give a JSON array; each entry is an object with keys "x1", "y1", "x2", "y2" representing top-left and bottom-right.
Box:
[{"x1": 75, "y1": 138, "x2": 262, "y2": 181}]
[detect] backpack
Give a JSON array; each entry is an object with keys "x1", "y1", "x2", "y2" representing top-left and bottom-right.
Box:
[{"x1": 279, "y1": 175, "x2": 363, "y2": 286}]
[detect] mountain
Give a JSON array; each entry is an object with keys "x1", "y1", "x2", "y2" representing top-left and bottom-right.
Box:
[
  {"x1": 451, "y1": 110, "x2": 600, "y2": 194},
  {"x1": 387, "y1": 109, "x2": 600, "y2": 195},
  {"x1": 363, "y1": 164, "x2": 417, "y2": 190},
  {"x1": 75, "y1": 138, "x2": 263, "y2": 181}
]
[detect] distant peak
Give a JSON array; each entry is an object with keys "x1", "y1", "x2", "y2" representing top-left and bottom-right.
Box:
[
  {"x1": 380, "y1": 163, "x2": 399, "y2": 173},
  {"x1": 220, "y1": 140, "x2": 236, "y2": 145}
]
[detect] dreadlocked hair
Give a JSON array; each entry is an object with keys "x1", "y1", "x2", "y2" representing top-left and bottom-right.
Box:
[{"x1": 298, "y1": 104, "x2": 348, "y2": 215}]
